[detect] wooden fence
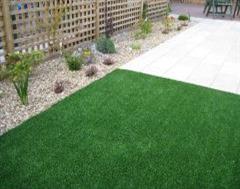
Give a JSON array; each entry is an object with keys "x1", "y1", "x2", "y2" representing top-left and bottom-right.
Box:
[{"x1": 0, "y1": 0, "x2": 167, "y2": 63}]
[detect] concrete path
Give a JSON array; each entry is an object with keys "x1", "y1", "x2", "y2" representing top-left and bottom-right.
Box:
[{"x1": 121, "y1": 18, "x2": 240, "y2": 95}]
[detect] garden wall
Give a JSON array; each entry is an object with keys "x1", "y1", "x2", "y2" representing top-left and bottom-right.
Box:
[{"x1": 0, "y1": 0, "x2": 167, "y2": 62}]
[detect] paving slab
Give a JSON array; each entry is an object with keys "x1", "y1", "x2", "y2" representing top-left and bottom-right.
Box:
[{"x1": 121, "y1": 18, "x2": 240, "y2": 95}]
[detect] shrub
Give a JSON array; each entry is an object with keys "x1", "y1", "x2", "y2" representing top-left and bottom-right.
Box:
[
  {"x1": 85, "y1": 65, "x2": 98, "y2": 77},
  {"x1": 130, "y1": 42, "x2": 141, "y2": 50},
  {"x1": 134, "y1": 19, "x2": 152, "y2": 40},
  {"x1": 54, "y1": 81, "x2": 64, "y2": 94},
  {"x1": 64, "y1": 53, "x2": 84, "y2": 71},
  {"x1": 178, "y1": 14, "x2": 189, "y2": 21},
  {"x1": 7, "y1": 51, "x2": 43, "y2": 105},
  {"x1": 103, "y1": 58, "x2": 115, "y2": 66},
  {"x1": 140, "y1": 19, "x2": 152, "y2": 35},
  {"x1": 96, "y1": 36, "x2": 116, "y2": 54}
]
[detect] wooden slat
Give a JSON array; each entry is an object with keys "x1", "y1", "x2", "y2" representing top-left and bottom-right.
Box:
[{"x1": 0, "y1": 0, "x2": 167, "y2": 62}]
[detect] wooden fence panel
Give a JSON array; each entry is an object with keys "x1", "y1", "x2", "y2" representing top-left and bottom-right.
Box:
[
  {"x1": 98, "y1": 0, "x2": 142, "y2": 34},
  {"x1": 147, "y1": 0, "x2": 168, "y2": 19},
  {"x1": 0, "y1": 0, "x2": 167, "y2": 61},
  {"x1": 0, "y1": 0, "x2": 5, "y2": 63}
]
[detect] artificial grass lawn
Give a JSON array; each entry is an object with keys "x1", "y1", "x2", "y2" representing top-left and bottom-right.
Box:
[{"x1": 1, "y1": 70, "x2": 240, "y2": 189}]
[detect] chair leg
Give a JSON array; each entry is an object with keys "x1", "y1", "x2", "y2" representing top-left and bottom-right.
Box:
[
  {"x1": 233, "y1": 5, "x2": 237, "y2": 17},
  {"x1": 206, "y1": 5, "x2": 212, "y2": 16},
  {"x1": 224, "y1": 5, "x2": 228, "y2": 15},
  {"x1": 203, "y1": 4, "x2": 209, "y2": 13}
]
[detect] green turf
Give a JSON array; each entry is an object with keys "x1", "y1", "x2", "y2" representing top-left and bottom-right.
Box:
[{"x1": 1, "y1": 70, "x2": 240, "y2": 189}]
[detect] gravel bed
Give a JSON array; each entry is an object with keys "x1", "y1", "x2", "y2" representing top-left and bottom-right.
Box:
[{"x1": 0, "y1": 19, "x2": 196, "y2": 135}]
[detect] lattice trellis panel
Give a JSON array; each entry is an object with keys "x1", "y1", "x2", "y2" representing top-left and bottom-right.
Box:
[
  {"x1": 147, "y1": 0, "x2": 168, "y2": 20},
  {"x1": 1, "y1": 0, "x2": 167, "y2": 60},
  {"x1": 98, "y1": 0, "x2": 142, "y2": 34},
  {"x1": 0, "y1": 0, "x2": 5, "y2": 63},
  {"x1": 9, "y1": 0, "x2": 96, "y2": 54}
]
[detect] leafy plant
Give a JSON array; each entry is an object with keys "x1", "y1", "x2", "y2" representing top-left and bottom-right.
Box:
[
  {"x1": 54, "y1": 81, "x2": 64, "y2": 94},
  {"x1": 131, "y1": 42, "x2": 141, "y2": 50},
  {"x1": 103, "y1": 58, "x2": 115, "y2": 66},
  {"x1": 64, "y1": 53, "x2": 84, "y2": 71},
  {"x1": 96, "y1": 36, "x2": 116, "y2": 54},
  {"x1": 178, "y1": 14, "x2": 190, "y2": 21},
  {"x1": 140, "y1": 19, "x2": 152, "y2": 35},
  {"x1": 134, "y1": 19, "x2": 152, "y2": 40},
  {"x1": 85, "y1": 65, "x2": 98, "y2": 77},
  {"x1": 7, "y1": 51, "x2": 43, "y2": 105},
  {"x1": 0, "y1": 66, "x2": 9, "y2": 81}
]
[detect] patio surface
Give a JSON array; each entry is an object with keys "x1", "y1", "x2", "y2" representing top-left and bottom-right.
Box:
[
  {"x1": 171, "y1": 2, "x2": 240, "y2": 21},
  {"x1": 121, "y1": 18, "x2": 240, "y2": 95}
]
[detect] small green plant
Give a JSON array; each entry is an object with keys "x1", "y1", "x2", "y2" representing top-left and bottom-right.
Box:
[
  {"x1": 96, "y1": 36, "x2": 116, "y2": 54},
  {"x1": 178, "y1": 14, "x2": 190, "y2": 21},
  {"x1": 7, "y1": 51, "x2": 43, "y2": 105},
  {"x1": 134, "y1": 19, "x2": 152, "y2": 40},
  {"x1": 130, "y1": 42, "x2": 141, "y2": 51},
  {"x1": 0, "y1": 66, "x2": 9, "y2": 81},
  {"x1": 64, "y1": 53, "x2": 84, "y2": 71},
  {"x1": 140, "y1": 19, "x2": 152, "y2": 35}
]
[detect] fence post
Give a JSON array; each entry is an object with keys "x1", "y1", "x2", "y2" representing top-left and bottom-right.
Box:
[
  {"x1": 2, "y1": 0, "x2": 14, "y2": 54},
  {"x1": 140, "y1": 0, "x2": 144, "y2": 19},
  {"x1": 95, "y1": 0, "x2": 100, "y2": 39}
]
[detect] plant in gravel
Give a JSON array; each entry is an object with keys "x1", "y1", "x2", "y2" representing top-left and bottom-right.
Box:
[
  {"x1": 85, "y1": 65, "x2": 98, "y2": 77},
  {"x1": 82, "y1": 48, "x2": 96, "y2": 64},
  {"x1": 0, "y1": 90, "x2": 3, "y2": 98},
  {"x1": 7, "y1": 51, "x2": 43, "y2": 105},
  {"x1": 140, "y1": 19, "x2": 152, "y2": 35},
  {"x1": 134, "y1": 19, "x2": 152, "y2": 40},
  {"x1": 64, "y1": 53, "x2": 85, "y2": 71},
  {"x1": 0, "y1": 66, "x2": 9, "y2": 81},
  {"x1": 103, "y1": 58, "x2": 115, "y2": 66},
  {"x1": 178, "y1": 14, "x2": 190, "y2": 27},
  {"x1": 96, "y1": 36, "x2": 116, "y2": 54},
  {"x1": 178, "y1": 14, "x2": 190, "y2": 21},
  {"x1": 162, "y1": 16, "x2": 175, "y2": 34},
  {"x1": 54, "y1": 81, "x2": 64, "y2": 94},
  {"x1": 130, "y1": 42, "x2": 141, "y2": 51}
]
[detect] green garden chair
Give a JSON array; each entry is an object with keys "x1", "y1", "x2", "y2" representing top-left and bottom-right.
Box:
[
  {"x1": 233, "y1": 0, "x2": 240, "y2": 18},
  {"x1": 206, "y1": 0, "x2": 233, "y2": 16}
]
